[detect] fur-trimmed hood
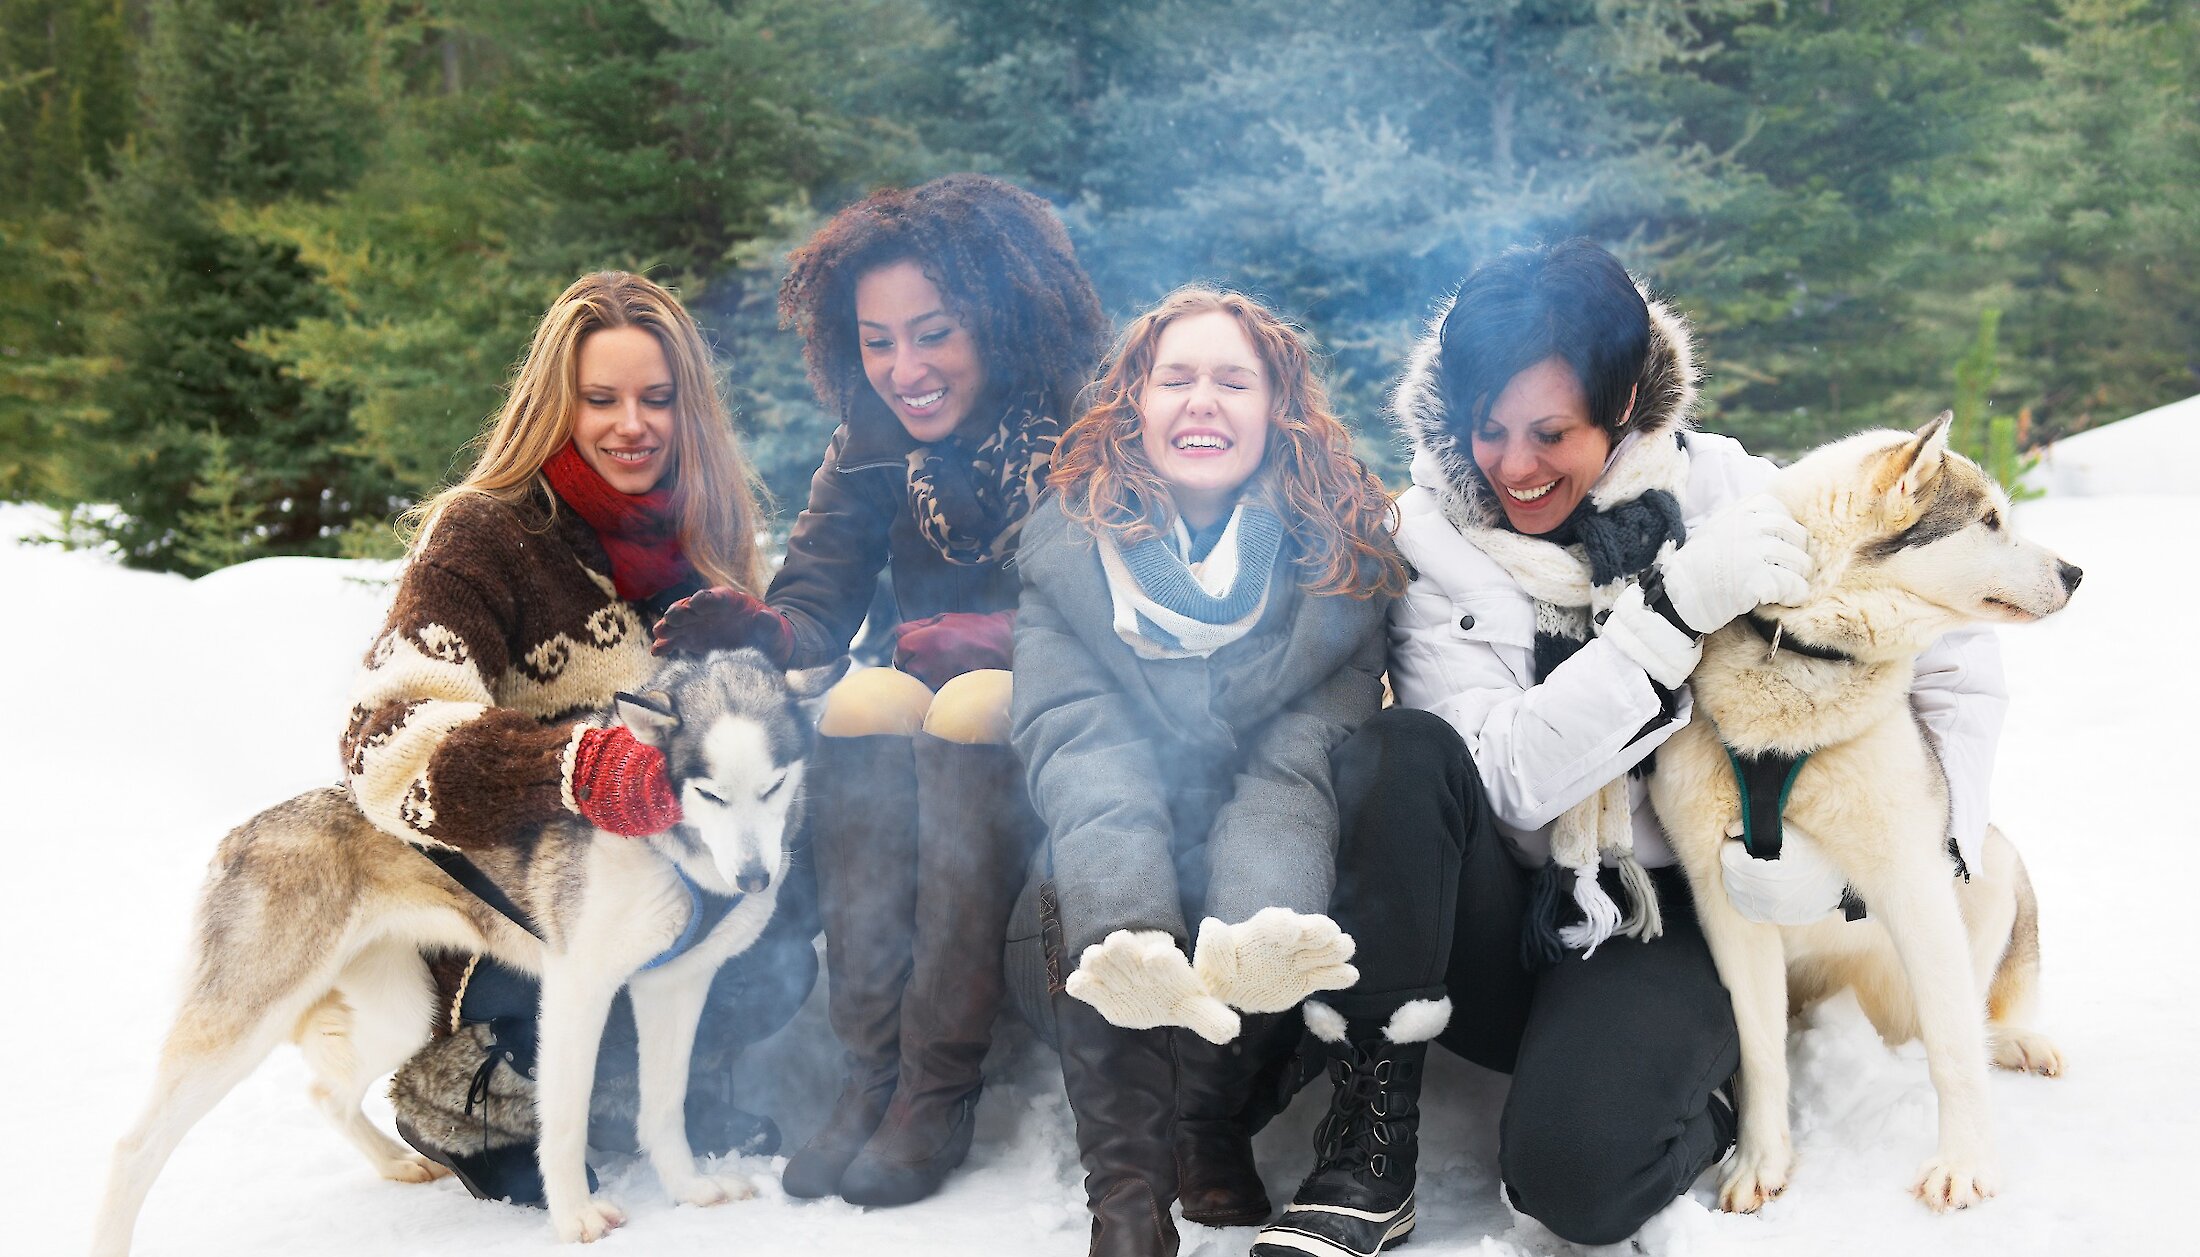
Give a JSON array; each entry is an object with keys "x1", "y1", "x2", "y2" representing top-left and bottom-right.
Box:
[{"x1": 1391, "y1": 287, "x2": 1702, "y2": 531}]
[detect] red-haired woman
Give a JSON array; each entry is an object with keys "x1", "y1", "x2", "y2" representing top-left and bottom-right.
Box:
[
  {"x1": 652, "y1": 173, "x2": 1109, "y2": 1206},
  {"x1": 1006, "y1": 288, "x2": 1449, "y2": 1257}
]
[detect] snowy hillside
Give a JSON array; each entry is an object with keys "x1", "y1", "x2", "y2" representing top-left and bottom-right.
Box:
[{"x1": 2, "y1": 473, "x2": 2188, "y2": 1256}]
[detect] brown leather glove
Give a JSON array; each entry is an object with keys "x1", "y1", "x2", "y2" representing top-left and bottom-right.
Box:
[
  {"x1": 891, "y1": 610, "x2": 1015, "y2": 690},
  {"x1": 571, "y1": 726, "x2": 682, "y2": 837},
  {"x1": 651, "y1": 586, "x2": 796, "y2": 663}
]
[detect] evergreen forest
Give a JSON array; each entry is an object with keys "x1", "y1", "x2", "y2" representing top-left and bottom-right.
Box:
[{"x1": 3, "y1": 0, "x2": 2193, "y2": 572}]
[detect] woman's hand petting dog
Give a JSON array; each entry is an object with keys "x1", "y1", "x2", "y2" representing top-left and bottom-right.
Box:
[{"x1": 1659, "y1": 493, "x2": 1814, "y2": 634}]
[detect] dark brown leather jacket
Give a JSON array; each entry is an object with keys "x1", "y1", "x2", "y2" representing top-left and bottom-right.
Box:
[{"x1": 767, "y1": 412, "x2": 1024, "y2": 668}]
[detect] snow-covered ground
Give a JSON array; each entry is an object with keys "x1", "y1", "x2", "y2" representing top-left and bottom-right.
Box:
[{"x1": 3, "y1": 413, "x2": 2191, "y2": 1256}]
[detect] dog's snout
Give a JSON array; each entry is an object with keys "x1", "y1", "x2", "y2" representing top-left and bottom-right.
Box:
[
  {"x1": 736, "y1": 866, "x2": 771, "y2": 894},
  {"x1": 2057, "y1": 561, "x2": 2083, "y2": 594}
]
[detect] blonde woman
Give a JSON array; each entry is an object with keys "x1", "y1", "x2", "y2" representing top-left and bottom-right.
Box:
[{"x1": 341, "y1": 271, "x2": 801, "y2": 1203}]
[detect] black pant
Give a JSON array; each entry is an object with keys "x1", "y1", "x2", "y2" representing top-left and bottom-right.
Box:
[{"x1": 1334, "y1": 708, "x2": 1738, "y2": 1244}]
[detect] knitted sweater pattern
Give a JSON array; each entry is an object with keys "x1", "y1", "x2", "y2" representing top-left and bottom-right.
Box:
[{"x1": 341, "y1": 485, "x2": 657, "y2": 852}]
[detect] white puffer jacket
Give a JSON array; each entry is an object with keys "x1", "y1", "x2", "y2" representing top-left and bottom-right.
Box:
[{"x1": 1385, "y1": 299, "x2": 2006, "y2": 874}]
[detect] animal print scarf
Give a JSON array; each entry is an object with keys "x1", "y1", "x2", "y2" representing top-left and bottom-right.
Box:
[
  {"x1": 905, "y1": 395, "x2": 1060, "y2": 566},
  {"x1": 1444, "y1": 428, "x2": 1690, "y2": 960}
]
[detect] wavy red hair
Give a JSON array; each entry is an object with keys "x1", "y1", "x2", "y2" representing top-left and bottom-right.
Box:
[{"x1": 1052, "y1": 287, "x2": 1405, "y2": 599}]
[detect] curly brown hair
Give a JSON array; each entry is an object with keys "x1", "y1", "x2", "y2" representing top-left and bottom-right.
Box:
[
  {"x1": 778, "y1": 173, "x2": 1108, "y2": 429},
  {"x1": 1052, "y1": 287, "x2": 1406, "y2": 600}
]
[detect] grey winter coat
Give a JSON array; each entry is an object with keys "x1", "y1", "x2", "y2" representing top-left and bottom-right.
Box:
[{"x1": 1009, "y1": 493, "x2": 1391, "y2": 960}]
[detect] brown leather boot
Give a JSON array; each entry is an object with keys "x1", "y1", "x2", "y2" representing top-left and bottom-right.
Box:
[
  {"x1": 839, "y1": 735, "x2": 1039, "y2": 1206},
  {"x1": 780, "y1": 734, "x2": 920, "y2": 1200},
  {"x1": 1171, "y1": 1010, "x2": 1307, "y2": 1226},
  {"x1": 1057, "y1": 986, "x2": 1182, "y2": 1257}
]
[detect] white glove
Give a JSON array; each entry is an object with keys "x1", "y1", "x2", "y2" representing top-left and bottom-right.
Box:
[
  {"x1": 1661, "y1": 494, "x2": 1813, "y2": 635},
  {"x1": 1065, "y1": 929, "x2": 1241, "y2": 1044},
  {"x1": 1602, "y1": 581, "x2": 1704, "y2": 688},
  {"x1": 1192, "y1": 908, "x2": 1360, "y2": 1013},
  {"x1": 1720, "y1": 819, "x2": 1850, "y2": 925}
]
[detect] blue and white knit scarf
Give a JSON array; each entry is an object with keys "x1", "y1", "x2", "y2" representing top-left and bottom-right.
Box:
[{"x1": 1095, "y1": 503, "x2": 1286, "y2": 660}]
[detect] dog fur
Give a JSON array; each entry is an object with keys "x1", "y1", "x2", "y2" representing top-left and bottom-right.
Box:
[
  {"x1": 1648, "y1": 413, "x2": 2080, "y2": 1214},
  {"x1": 91, "y1": 647, "x2": 845, "y2": 1251}
]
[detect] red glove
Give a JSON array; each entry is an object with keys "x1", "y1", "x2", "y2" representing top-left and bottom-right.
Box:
[
  {"x1": 651, "y1": 586, "x2": 795, "y2": 663},
  {"x1": 571, "y1": 726, "x2": 683, "y2": 837},
  {"x1": 892, "y1": 610, "x2": 1015, "y2": 690}
]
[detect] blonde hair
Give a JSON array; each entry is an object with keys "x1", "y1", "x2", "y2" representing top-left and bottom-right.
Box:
[
  {"x1": 1052, "y1": 286, "x2": 1405, "y2": 599},
  {"x1": 404, "y1": 271, "x2": 767, "y2": 593}
]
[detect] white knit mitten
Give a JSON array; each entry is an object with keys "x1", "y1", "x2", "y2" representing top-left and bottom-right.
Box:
[
  {"x1": 1660, "y1": 494, "x2": 1813, "y2": 634},
  {"x1": 1191, "y1": 908, "x2": 1360, "y2": 1014},
  {"x1": 1065, "y1": 929, "x2": 1241, "y2": 1044}
]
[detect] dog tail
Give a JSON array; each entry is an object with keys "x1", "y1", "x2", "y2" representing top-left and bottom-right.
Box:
[{"x1": 1985, "y1": 826, "x2": 2042, "y2": 1027}]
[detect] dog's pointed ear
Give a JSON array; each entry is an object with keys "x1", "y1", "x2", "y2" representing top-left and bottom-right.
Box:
[
  {"x1": 614, "y1": 690, "x2": 680, "y2": 747},
  {"x1": 1876, "y1": 410, "x2": 1954, "y2": 516},
  {"x1": 785, "y1": 655, "x2": 853, "y2": 714}
]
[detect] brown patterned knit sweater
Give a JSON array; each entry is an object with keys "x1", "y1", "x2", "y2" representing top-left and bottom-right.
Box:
[{"x1": 341, "y1": 483, "x2": 666, "y2": 852}]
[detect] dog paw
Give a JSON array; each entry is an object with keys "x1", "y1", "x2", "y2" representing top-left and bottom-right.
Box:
[
  {"x1": 1717, "y1": 1145, "x2": 1792, "y2": 1213},
  {"x1": 552, "y1": 1198, "x2": 627, "y2": 1243},
  {"x1": 667, "y1": 1170, "x2": 756, "y2": 1208},
  {"x1": 1914, "y1": 1157, "x2": 1997, "y2": 1212},
  {"x1": 1990, "y1": 1028, "x2": 2064, "y2": 1077},
  {"x1": 377, "y1": 1152, "x2": 451, "y2": 1184}
]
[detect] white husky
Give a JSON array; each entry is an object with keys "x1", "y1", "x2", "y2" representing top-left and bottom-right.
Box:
[
  {"x1": 1649, "y1": 414, "x2": 2080, "y2": 1214},
  {"x1": 91, "y1": 648, "x2": 844, "y2": 1252}
]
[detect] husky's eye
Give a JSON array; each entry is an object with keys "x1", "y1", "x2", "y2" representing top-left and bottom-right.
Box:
[
  {"x1": 761, "y1": 774, "x2": 788, "y2": 801},
  {"x1": 1982, "y1": 509, "x2": 2002, "y2": 532},
  {"x1": 693, "y1": 787, "x2": 724, "y2": 806}
]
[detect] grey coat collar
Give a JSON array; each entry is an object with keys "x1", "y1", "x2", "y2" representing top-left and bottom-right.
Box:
[{"x1": 1390, "y1": 284, "x2": 1703, "y2": 533}]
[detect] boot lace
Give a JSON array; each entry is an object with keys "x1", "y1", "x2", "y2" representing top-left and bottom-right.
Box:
[{"x1": 1307, "y1": 1049, "x2": 1404, "y2": 1182}]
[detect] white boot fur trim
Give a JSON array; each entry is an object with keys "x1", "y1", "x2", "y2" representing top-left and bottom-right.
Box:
[
  {"x1": 1303, "y1": 999, "x2": 1347, "y2": 1044},
  {"x1": 1383, "y1": 996, "x2": 1452, "y2": 1045}
]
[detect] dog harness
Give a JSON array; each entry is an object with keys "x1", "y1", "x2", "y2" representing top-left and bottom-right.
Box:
[
  {"x1": 1723, "y1": 616, "x2": 1870, "y2": 921},
  {"x1": 415, "y1": 845, "x2": 744, "y2": 969}
]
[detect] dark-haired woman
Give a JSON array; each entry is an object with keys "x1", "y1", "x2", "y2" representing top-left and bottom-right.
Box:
[
  {"x1": 1342, "y1": 238, "x2": 2007, "y2": 1249},
  {"x1": 653, "y1": 173, "x2": 1110, "y2": 1206}
]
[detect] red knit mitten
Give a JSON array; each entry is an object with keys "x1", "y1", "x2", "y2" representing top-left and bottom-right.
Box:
[
  {"x1": 572, "y1": 726, "x2": 683, "y2": 837},
  {"x1": 650, "y1": 586, "x2": 796, "y2": 663},
  {"x1": 892, "y1": 610, "x2": 1015, "y2": 690}
]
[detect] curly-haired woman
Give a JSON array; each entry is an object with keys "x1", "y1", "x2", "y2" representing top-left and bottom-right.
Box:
[
  {"x1": 653, "y1": 173, "x2": 1110, "y2": 1206},
  {"x1": 1006, "y1": 287, "x2": 1462, "y2": 1257},
  {"x1": 341, "y1": 272, "x2": 808, "y2": 1203}
]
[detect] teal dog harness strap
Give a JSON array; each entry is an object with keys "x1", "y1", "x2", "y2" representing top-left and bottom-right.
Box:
[{"x1": 1723, "y1": 746, "x2": 1868, "y2": 922}]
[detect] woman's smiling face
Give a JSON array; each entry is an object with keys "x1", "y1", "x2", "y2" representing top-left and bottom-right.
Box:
[
  {"x1": 570, "y1": 326, "x2": 677, "y2": 494},
  {"x1": 854, "y1": 259, "x2": 989, "y2": 443},
  {"x1": 1137, "y1": 310, "x2": 1275, "y2": 528},
  {"x1": 1470, "y1": 356, "x2": 1617, "y2": 533}
]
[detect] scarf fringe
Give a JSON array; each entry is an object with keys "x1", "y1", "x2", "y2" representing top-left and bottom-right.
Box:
[
  {"x1": 1558, "y1": 868, "x2": 1624, "y2": 958},
  {"x1": 1520, "y1": 861, "x2": 1571, "y2": 971},
  {"x1": 1616, "y1": 853, "x2": 1665, "y2": 942}
]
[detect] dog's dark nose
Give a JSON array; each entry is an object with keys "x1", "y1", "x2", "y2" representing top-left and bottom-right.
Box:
[
  {"x1": 736, "y1": 869, "x2": 771, "y2": 894},
  {"x1": 2057, "y1": 561, "x2": 2083, "y2": 594}
]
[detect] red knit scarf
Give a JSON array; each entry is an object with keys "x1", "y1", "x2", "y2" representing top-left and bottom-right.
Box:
[{"x1": 543, "y1": 441, "x2": 693, "y2": 600}]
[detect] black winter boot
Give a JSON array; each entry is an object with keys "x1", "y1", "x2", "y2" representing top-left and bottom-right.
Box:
[
  {"x1": 1171, "y1": 1011, "x2": 1308, "y2": 1226},
  {"x1": 840, "y1": 735, "x2": 1040, "y2": 1206},
  {"x1": 781, "y1": 734, "x2": 922, "y2": 1199},
  {"x1": 1252, "y1": 998, "x2": 1449, "y2": 1257}
]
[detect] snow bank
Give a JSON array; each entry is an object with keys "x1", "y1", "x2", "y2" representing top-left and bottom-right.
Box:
[
  {"x1": 2024, "y1": 393, "x2": 2200, "y2": 498},
  {"x1": 2, "y1": 495, "x2": 2183, "y2": 1256}
]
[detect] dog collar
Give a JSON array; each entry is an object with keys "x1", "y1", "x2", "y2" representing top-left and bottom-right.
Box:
[
  {"x1": 1742, "y1": 612, "x2": 1853, "y2": 663},
  {"x1": 638, "y1": 864, "x2": 744, "y2": 972}
]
